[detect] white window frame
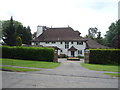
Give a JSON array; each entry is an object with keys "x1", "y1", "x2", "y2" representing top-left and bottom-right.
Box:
[
  {"x1": 65, "y1": 42, "x2": 69, "y2": 49},
  {"x1": 78, "y1": 50, "x2": 82, "y2": 54}
]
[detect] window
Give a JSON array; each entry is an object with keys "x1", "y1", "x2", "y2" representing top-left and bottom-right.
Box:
[
  {"x1": 77, "y1": 41, "x2": 83, "y2": 45},
  {"x1": 60, "y1": 42, "x2": 62, "y2": 44},
  {"x1": 35, "y1": 42, "x2": 38, "y2": 45},
  {"x1": 65, "y1": 42, "x2": 69, "y2": 49},
  {"x1": 61, "y1": 50, "x2": 62, "y2": 52},
  {"x1": 78, "y1": 50, "x2": 82, "y2": 54},
  {"x1": 52, "y1": 42, "x2": 55, "y2": 44},
  {"x1": 46, "y1": 42, "x2": 49, "y2": 44},
  {"x1": 71, "y1": 41, "x2": 73, "y2": 44}
]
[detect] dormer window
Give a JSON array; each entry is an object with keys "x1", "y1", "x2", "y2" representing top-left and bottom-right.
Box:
[{"x1": 77, "y1": 41, "x2": 83, "y2": 45}]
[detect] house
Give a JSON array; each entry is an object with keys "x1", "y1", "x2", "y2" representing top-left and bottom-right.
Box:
[{"x1": 32, "y1": 26, "x2": 87, "y2": 57}]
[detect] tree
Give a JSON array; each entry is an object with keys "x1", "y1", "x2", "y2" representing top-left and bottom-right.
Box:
[
  {"x1": 88, "y1": 27, "x2": 98, "y2": 39},
  {"x1": 16, "y1": 36, "x2": 22, "y2": 46},
  {"x1": 104, "y1": 20, "x2": 120, "y2": 48},
  {"x1": 22, "y1": 26, "x2": 32, "y2": 45},
  {"x1": 2, "y1": 16, "x2": 16, "y2": 46},
  {"x1": 2, "y1": 17, "x2": 32, "y2": 45}
]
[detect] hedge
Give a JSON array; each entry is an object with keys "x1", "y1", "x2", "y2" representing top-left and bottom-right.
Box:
[
  {"x1": 1, "y1": 46, "x2": 54, "y2": 62},
  {"x1": 89, "y1": 49, "x2": 120, "y2": 65}
]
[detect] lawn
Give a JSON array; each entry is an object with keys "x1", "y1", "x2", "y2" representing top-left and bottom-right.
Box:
[
  {"x1": 1, "y1": 66, "x2": 40, "y2": 72},
  {"x1": 81, "y1": 63, "x2": 119, "y2": 72},
  {"x1": 104, "y1": 73, "x2": 120, "y2": 77},
  {"x1": 0, "y1": 58, "x2": 60, "y2": 69}
]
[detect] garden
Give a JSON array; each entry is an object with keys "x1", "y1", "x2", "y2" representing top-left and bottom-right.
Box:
[
  {"x1": 1, "y1": 46, "x2": 60, "y2": 72},
  {"x1": 83, "y1": 49, "x2": 120, "y2": 77}
]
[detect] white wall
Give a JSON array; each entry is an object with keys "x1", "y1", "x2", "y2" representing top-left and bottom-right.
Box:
[
  {"x1": 32, "y1": 41, "x2": 86, "y2": 56},
  {"x1": 36, "y1": 26, "x2": 43, "y2": 37}
]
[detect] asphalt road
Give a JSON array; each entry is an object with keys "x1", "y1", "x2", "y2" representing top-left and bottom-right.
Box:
[{"x1": 2, "y1": 59, "x2": 119, "y2": 88}]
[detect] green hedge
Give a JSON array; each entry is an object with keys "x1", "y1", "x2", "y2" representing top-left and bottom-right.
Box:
[
  {"x1": 89, "y1": 49, "x2": 120, "y2": 65},
  {"x1": 1, "y1": 46, "x2": 54, "y2": 62}
]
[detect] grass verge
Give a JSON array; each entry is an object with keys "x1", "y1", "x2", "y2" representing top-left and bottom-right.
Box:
[
  {"x1": 0, "y1": 58, "x2": 60, "y2": 69},
  {"x1": 0, "y1": 66, "x2": 40, "y2": 72},
  {"x1": 81, "y1": 63, "x2": 119, "y2": 72},
  {"x1": 104, "y1": 73, "x2": 120, "y2": 77}
]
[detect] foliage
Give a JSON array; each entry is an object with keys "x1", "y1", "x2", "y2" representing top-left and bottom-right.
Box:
[
  {"x1": 2, "y1": 46, "x2": 54, "y2": 62},
  {"x1": 2, "y1": 16, "x2": 16, "y2": 46},
  {"x1": 104, "y1": 20, "x2": 120, "y2": 48},
  {"x1": 81, "y1": 63, "x2": 119, "y2": 72},
  {"x1": 89, "y1": 49, "x2": 120, "y2": 65},
  {"x1": 76, "y1": 55, "x2": 84, "y2": 58},
  {"x1": 58, "y1": 54, "x2": 68, "y2": 58},
  {"x1": 87, "y1": 27, "x2": 105, "y2": 45},
  {"x1": 2, "y1": 17, "x2": 32, "y2": 45},
  {"x1": 16, "y1": 36, "x2": 22, "y2": 46},
  {"x1": 1, "y1": 58, "x2": 60, "y2": 69}
]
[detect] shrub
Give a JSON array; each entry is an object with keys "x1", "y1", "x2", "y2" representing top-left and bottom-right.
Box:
[
  {"x1": 89, "y1": 49, "x2": 120, "y2": 65},
  {"x1": 16, "y1": 36, "x2": 22, "y2": 46},
  {"x1": 76, "y1": 55, "x2": 84, "y2": 58},
  {"x1": 58, "y1": 54, "x2": 68, "y2": 58},
  {"x1": 2, "y1": 46, "x2": 54, "y2": 62}
]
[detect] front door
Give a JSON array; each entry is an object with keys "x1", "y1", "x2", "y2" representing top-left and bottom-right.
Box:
[{"x1": 71, "y1": 51, "x2": 75, "y2": 57}]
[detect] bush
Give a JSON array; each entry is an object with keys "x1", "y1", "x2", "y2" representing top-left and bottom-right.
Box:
[
  {"x1": 2, "y1": 46, "x2": 54, "y2": 62},
  {"x1": 58, "y1": 54, "x2": 68, "y2": 58},
  {"x1": 89, "y1": 49, "x2": 120, "y2": 65},
  {"x1": 16, "y1": 36, "x2": 22, "y2": 46},
  {"x1": 76, "y1": 55, "x2": 84, "y2": 58}
]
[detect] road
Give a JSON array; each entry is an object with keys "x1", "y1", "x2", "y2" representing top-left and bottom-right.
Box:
[{"x1": 2, "y1": 59, "x2": 119, "y2": 88}]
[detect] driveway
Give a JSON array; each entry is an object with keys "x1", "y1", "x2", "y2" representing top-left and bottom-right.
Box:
[
  {"x1": 2, "y1": 59, "x2": 119, "y2": 88},
  {"x1": 27, "y1": 58, "x2": 117, "y2": 79}
]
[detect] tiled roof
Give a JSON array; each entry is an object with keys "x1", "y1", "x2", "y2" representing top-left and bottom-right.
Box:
[
  {"x1": 86, "y1": 38, "x2": 109, "y2": 49},
  {"x1": 32, "y1": 27, "x2": 87, "y2": 42}
]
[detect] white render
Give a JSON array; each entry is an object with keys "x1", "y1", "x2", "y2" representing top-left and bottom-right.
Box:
[
  {"x1": 32, "y1": 41, "x2": 86, "y2": 56},
  {"x1": 36, "y1": 26, "x2": 44, "y2": 37}
]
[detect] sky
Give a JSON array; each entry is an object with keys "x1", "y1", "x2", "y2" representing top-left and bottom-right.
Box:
[{"x1": 0, "y1": 0, "x2": 119, "y2": 37}]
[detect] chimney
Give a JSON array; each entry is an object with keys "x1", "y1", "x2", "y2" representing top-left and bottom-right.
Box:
[{"x1": 36, "y1": 25, "x2": 44, "y2": 37}]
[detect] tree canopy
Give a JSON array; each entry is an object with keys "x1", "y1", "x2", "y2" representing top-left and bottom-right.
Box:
[
  {"x1": 104, "y1": 20, "x2": 120, "y2": 48},
  {"x1": 2, "y1": 17, "x2": 32, "y2": 46}
]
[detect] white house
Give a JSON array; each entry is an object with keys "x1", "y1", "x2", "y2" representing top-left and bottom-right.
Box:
[{"x1": 32, "y1": 26, "x2": 87, "y2": 57}]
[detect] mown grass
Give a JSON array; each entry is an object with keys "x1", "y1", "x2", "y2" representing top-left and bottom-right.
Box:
[
  {"x1": 104, "y1": 73, "x2": 120, "y2": 77},
  {"x1": 0, "y1": 58, "x2": 60, "y2": 69},
  {"x1": 0, "y1": 66, "x2": 41, "y2": 72},
  {"x1": 81, "y1": 63, "x2": 119, "y2": 72}
]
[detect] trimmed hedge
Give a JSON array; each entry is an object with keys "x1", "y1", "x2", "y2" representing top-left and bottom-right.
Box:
[
  {"x1": 1, "y1": 46, "x2": 54, "y2": 62},
  {"x1": 89, "y1": 49, "x2": 120, "y2": 65}
]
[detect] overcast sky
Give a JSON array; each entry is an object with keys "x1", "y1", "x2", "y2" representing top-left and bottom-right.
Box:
[{"x1": 0, "y1": 0, "x2": 119, "y2": 37}]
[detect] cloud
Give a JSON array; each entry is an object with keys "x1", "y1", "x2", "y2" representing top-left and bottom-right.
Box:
[{"x1": 0, "y1": 0, "x2": 119, "y2": 37}]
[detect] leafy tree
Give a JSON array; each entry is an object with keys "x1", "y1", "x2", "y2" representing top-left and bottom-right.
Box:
[
  {"x1": 16, "y1": 36, "x2": 22, "y2": 46},
  {"x1": 2, "y1": 16, "x2": 16, "y2": 46},
  {"x1": 2, "y1": 17, "x2": 32, "y2": 45},
  {"x1": 32, "y1": 31, "x2": 37, "y2": 39},
  {"x1": 88, "y1": 27, "x2": 98, "y2": 39},
  {"x1": 104, "y1": 20, "x2": 120, "y2": 48},
  {"x1": 22, "y1": 26, "x2": 32, "y2": 45}
]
